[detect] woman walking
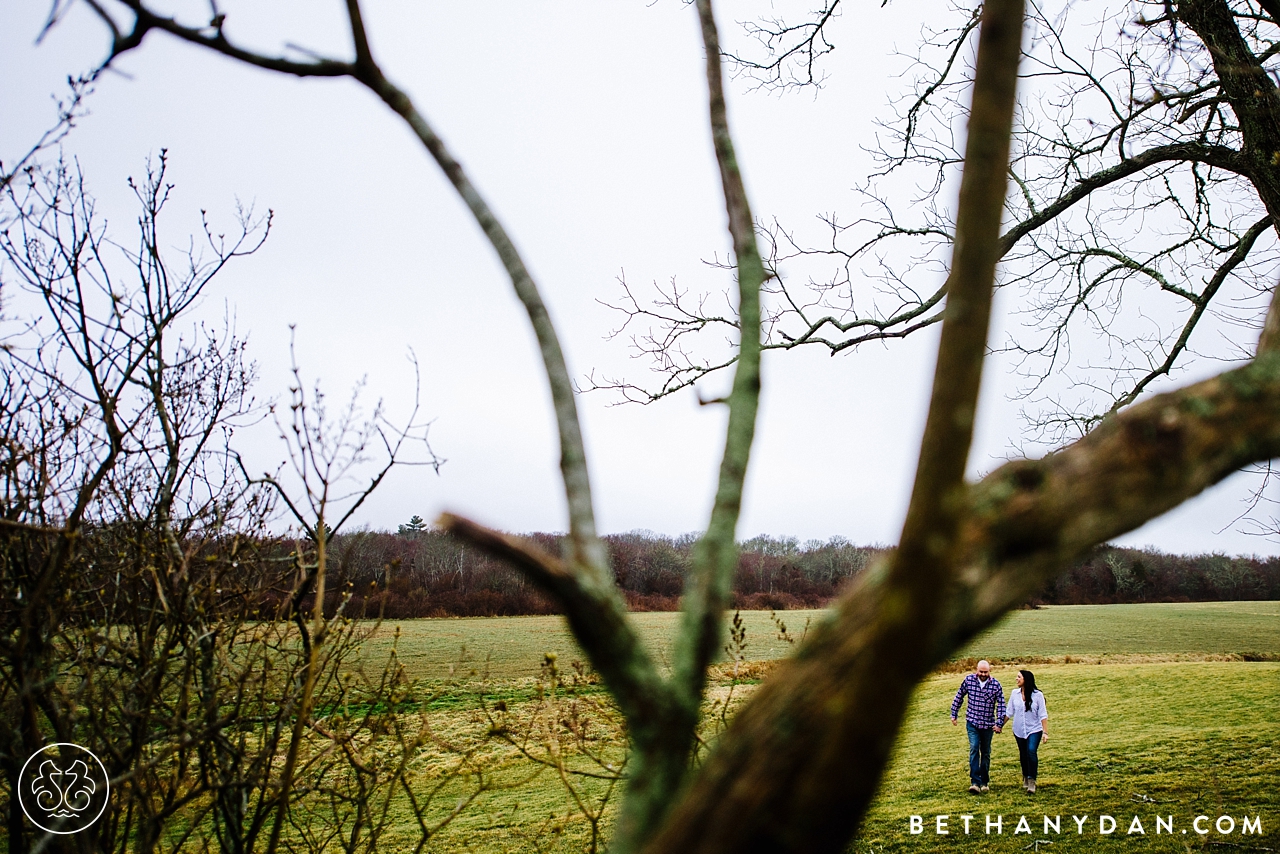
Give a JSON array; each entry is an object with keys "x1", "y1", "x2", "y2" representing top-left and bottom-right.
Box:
[{"x1": 1006, "y1": 669, "x2": 1049, "y2": 792}]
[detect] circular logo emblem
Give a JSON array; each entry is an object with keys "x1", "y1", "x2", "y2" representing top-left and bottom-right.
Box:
[{"x1": 18, "y1": 743, "x2": 110, "y2": 834}]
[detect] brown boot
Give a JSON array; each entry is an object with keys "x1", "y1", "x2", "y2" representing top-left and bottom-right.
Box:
[{"x1": 1027, "y1": 778, "x2": 1037, "y2": 794}]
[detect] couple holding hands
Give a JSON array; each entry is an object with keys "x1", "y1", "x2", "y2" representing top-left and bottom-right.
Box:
[{"x1": 950, "y1": 661, "x2": 1049, "y2": 794}]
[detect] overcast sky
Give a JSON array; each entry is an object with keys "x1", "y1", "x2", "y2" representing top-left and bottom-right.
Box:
[{"x1": 3, "y1": 0, "x2": 1276, "y2": 555}]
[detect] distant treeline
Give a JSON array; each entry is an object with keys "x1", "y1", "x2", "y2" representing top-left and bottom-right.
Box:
[
  {"x1": 1031, "y1": 547, "x2": 1280, "y2": 606},
  {"x1": 310, "y1": 530, "x2": 881, "y2": 618},
  {"x1": 307, "y1": 527, "x2": 1280, "y2": 618}
]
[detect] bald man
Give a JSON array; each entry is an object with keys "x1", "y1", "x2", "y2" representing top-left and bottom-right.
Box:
[{"x1": 950, "y1": 660, "x2": 1005, "y2": 793}]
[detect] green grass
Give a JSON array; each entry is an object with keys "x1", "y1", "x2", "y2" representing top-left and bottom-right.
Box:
[
  {"x1": 346, "y1": 602, "x2": 1279, "y2": 853},
  {"x1": 362, "y1": 602, "x2": 1280, "y2": 682},
  {"x1": 36, "y1": 604, "x2": 1270, "y2": 853},
  {"x1": 858, "y1": 661, "x2": 1279, "y2": 852},
  {"x1": 958, "y1": 601, "x2": 1280, "y2": 660},
  {"x1": 359, "y1": 609, "x2": 825, "y2": 682},
  {"x1": 391, "y1": 659, "x2": 1279, "y2": 853}
]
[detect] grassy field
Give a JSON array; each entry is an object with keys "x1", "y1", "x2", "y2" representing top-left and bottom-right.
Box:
[
  {"x1": 359, "y1": 608, "x2": 826, "y2": 681},
  {"x1": 24, "y1": 605, "x2": 1264, "y2": 851},
  {"x1": 956, "y1": 600, "x2": 1280, "y2": 660},
  {"x1": 361, "y1": 601, "x2": 1280, "y2": 681},
  {"x1": 859, "y1": 661, "x2": 1278, "y2": 852},
  {"x1": 345, "y1": 602, "x2": 1279, "y2": 853}
]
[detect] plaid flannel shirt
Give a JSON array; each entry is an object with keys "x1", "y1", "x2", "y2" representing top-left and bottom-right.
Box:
[{"x1": 951, "y1": 673, "x2": 1006, "y2": 729}]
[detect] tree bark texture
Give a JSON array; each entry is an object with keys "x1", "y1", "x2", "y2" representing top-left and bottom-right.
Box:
[
  {"x1": 1177, "y1": 0, "x2": 1280, "y2": 351},
  {"x1": 1180, "y1": 0, "x2": 1280, "y2": 225}
]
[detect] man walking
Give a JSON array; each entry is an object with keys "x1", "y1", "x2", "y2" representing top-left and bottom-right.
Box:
[{"x1": 950, "y1": 659, "x2": 1005, "y2": 794}]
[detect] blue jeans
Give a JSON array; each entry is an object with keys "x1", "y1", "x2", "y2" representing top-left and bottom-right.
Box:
[
  {"x1": 1015, "y1": 731, "x2": 1042, "y2": 780},
  {"x1": 966, "y1": 723, "x2": 993, "y2": 786}
]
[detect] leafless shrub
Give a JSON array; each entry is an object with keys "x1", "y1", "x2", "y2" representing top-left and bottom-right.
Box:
[{"x1": 0, "y1": 154, "x2": 477, "y2": 854}]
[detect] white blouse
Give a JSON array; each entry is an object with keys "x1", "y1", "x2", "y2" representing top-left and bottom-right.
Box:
[{"x1": 1005, "y1": 689, "x2": 1048, "y2": 738}]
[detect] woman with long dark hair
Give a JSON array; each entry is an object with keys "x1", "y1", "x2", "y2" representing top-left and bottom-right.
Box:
[{"x1": 1005, "y1": 669, "x2": 1049, "y2": 792}]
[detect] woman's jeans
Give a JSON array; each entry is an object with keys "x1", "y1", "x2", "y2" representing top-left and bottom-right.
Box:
[
  {"x1": 966, "y1": 723, "x2": 993, "y2": 786},
  {"x1": 1015, "y1": 731, "x2": 1043, "y2": 780}
]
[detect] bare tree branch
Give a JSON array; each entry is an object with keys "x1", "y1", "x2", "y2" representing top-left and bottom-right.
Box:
[
  {"x1": 648, "y1": 3, "x2": 1026, "y2": 850},
  {"x1": 0, "y1": 75, "x2": 93, "y2": 194},
  {"x1": 722, "y1": 0, "x2": 844, "y2": 91},
  {"x1": 1106, "y1": 213, "x2": 1272, "y2": 413},
  {"x1": 602, "y1": 1, "x2": 1279, "y2": 444},
  {"x1": 674, "y1": 0, "x2": 766, "y2": 704},
  {"x1": 79, "y1": 0, "x2": 668, "y2": 718}
]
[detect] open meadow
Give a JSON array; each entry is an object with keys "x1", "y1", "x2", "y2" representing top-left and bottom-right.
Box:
[
  {"x1": 361, "y1": 601, "x2": 1280, "y2": 681},
  {"x1": 349, "y1": 602, "x2": 1279, "y2": 853},
  {"x1": 5, "y1": 604, "x2": 1269, "y2": 852}
]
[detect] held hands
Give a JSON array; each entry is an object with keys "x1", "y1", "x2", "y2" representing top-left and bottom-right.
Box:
[{"x1": 994, "y1": 726, "x2": 1003, "y2": 734}]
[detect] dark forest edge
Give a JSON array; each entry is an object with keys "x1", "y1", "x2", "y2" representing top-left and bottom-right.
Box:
[{"x1": 106, "y1": 522, "x2": 1279, "y2": 621}]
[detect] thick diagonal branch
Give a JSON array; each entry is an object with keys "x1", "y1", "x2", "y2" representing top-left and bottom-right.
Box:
[
  {"x1": 648, "y1": 349, "x2": 1280, "y2": 854},
  {"x1": 333, "y1": 2, "x2": 609, "y2": 584},
  {"x1": 996, "y1": 143, "x2": 1248, "y2": 253}
]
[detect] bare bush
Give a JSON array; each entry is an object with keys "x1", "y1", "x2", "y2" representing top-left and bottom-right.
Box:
[{"x1": 0, "y1": 155, "x2": 475, "y2": 854}]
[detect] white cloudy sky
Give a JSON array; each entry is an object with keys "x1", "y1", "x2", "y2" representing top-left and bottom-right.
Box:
[{"x1": 3, "y1": 0, "x2": 1276, "y2": 554}]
